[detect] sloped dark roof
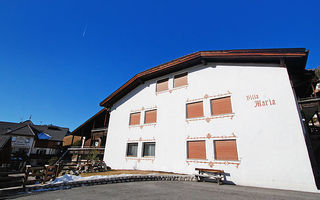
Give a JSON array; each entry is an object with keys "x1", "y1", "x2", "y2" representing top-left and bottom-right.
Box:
[
  {"x1": 1, "y1": 120, "x2": 69, "y2": 141},
  {"x1": 0, "y1": 135, "x2": 10, "y2": 150},
  {"x1": 33, "y1": 125, "x2": 69, "y2": 141},
  {"x1": 100, "y1": 48, "x2": 309, "y2": 108},
  {"x1": 0, "y1": 121, "x2": 25, "y2": 135},
  {"x1": 7, "y1": 124, "x2": 36, "y2": 136}
]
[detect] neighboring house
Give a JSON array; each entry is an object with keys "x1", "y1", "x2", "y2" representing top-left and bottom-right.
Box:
[
  {"x1": 71, "y1": 108, "x2": 109, "y2": 148},
  {"x1": 30, "y1": 124, "x2": 69, "y2": 156},
  {"x1": 0, "y1": 135, "x2": 11, "y2": 165},
  {"x1": 0, "y1": 121, "x2": 36, "y2": 156},
  {"x1": 67, "y1": 108, "x2": 109, "y2": 162},
  {"x1": 0, "y1": 120, "x2": 69, "y2": 165},
  {"x1": 99, "y1": 48, "x2": 320, "y2": 192}
]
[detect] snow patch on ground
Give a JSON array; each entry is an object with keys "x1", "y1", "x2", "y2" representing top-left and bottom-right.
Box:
[
  {"x1": 50, "y1": 174, "x2": 155, "y2": 184},
  {"x1": 28, "y1": 173, "x2": 161, "y2": 193}
]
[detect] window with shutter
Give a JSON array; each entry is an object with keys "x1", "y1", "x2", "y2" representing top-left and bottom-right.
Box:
[
  {"x1": 156, "y1": 78, "x2": 169, "y2": 92},
  {"x1": 145, "y1": 110, "x2": 157, "y2": 124},
  {"x1": 129, "y1": 112, "x2": 141, "y2": 125},
  {"x1": 186, "y1": 101, "x2": 204, "y2": 118},
  {"x1": 211, "y1": 96, "x2": 233, "y2": 116},
  {"x1": 174, "y1": 73, "x2": 188, "y2": 88},
  {"x1": 214, "y1": 140, "x2": 238, "y2": 161},
  {"x1": 187, "y1": 140, "x2": 206, "y2": 159}
]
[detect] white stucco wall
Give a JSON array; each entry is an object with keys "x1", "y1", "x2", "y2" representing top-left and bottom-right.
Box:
[{"x1": 104, "y1": 63, "x2": 318, "y2": 192}]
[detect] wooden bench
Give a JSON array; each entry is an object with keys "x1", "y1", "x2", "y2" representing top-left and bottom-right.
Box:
[{"x1": 195, "y1": 168, "x2": 224, "y2": 185}]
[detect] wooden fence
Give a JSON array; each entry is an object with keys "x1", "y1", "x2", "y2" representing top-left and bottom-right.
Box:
[
  {"x1": 0, "y1": 164, "x2": 60, "y2": 190},
  {"x1": 23, "y1": 165, "x2": 60, "y2": 188}
]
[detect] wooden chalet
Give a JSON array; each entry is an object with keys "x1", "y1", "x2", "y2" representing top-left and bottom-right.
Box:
[{"x1": 67, "y1": 108, "x2": 109, "y2": 161}]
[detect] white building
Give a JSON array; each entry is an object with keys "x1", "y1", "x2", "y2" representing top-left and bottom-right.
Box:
[{"x1": 101, "y1": 48, "x2": 320, "y2": 192}]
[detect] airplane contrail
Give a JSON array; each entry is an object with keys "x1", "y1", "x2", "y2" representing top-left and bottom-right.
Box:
[{"x1": 82, "y1": 24, "x2": 87, "y2": 37}]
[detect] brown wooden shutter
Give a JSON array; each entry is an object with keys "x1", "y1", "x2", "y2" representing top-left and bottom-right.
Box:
[
  {"x1": 145, "y1": 110, "x2": 157, "y2": 124},
  {"x1": 187, "y1": 141, "x2": 206, "y2": 159},
  {"x1": 174, "y1": 73, "x2": 188, "y2": 88},
  {"x1": 156, "y1": 78, "x2": 169, "y2": 92},
  {"x1": 129, "y1": 112, "x2": 141, "y2": 125},
  {"x1": 214, "y1": 140, "x2": 238, "y2": 160},
  {"x1": 211, "y1": 96, "x2": 232, "y2": 115},
  {"x1": 186, "y1": 101, "x2": 204, "y2": 118}
]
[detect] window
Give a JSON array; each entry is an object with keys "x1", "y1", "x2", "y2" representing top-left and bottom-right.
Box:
[
  {"x1": 36, "y1": 149, "x2": 45, "y2": 155},
  {"x1": 91, "y1": 140, "x2": 99, "y2": 147},
  {"x1": 174, "y1": 73, "x2": 188, "y2": 88},
  {"x1": 12, "y1": 136, "x2": 16, "y2": 142},
  {"x1": 187, "y1": 141, "x2": 206, "y2": 159},
  {"x1": 142, "y1": 142, "x2": 155, "y2": 157},
  {"x1": 211, "y1": 96, "x2": 233, "y2": 116},
  {"x1": 214, "y1": 140, "x2": 238, "y2": 161},
  {"x1": 145, "y1": 110, "x2": 157, "y2": 124},
  {"x1": 156, "y1": 78, "x2": 169, "y2": 92},
  {"x1": 186, "y1": 101, "x2": 204, "y2": 118},
  {"x1": 39, "y1": 150, "x2": 46, "y2": 155},
  {"x1": 25, "y1": 138, "x2": 30, "y2": 143},
  {"x1": 126, "y1": 143, "x2": 138, "y2": 157},
  {"x1": 129, "y1": 112, "x2": 141, "y2": 125}
]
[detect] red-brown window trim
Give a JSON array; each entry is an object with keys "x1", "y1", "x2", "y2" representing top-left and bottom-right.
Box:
[
  {"x1": 210, "y1": 96, "x2": 233, "y2": 116},
  {"x1": 144, "y1": 109, "x2": 157, "y2": 124},
  {"x1": 129, "y1": 112, "x2": 141, "y2": 126},
  {"x1": 187, "y1": 140, "x2": 206, "y2": 160},
  {"x1": 214, "y1": 139, "x2": 238, "y2": 161},
  {"x1": 156, "y1": 78, "x2": 169, "y2": 92},
  {"x1": 186, "y1": 101, "x2": 204, "y2": 119},
  {"x1": 174, "y1": 72, "x2": 188, "y2": 88}
]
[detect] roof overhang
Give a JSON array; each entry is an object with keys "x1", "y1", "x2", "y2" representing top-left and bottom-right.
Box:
[
  {"x1": 100, "y1": 48, "x2": 309, "y2": 108},
  {"x1": 71, "y1": 108, "x2": 108, "y2": 136}
]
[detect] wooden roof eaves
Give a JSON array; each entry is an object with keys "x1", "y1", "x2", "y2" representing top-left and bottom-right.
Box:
[
  {"x1": 100, "y1": 49, "x2": 308, "y2": 108},
  {"x1": 71, "y1": 108, "x2": 107, "y2": 135},
  {"x1": 100, "y1": 52, "x2": 202, "y2": 107}
]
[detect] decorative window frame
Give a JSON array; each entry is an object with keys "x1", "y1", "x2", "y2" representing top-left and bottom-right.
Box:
[
  {"x1": 186, "y1": 91, "x2": 235, "y2": 123},
  {"x1": 156, "y1": 78, "x2": 169, "y2": 93},
  {"x1": 129, "y1": 106, "x2": 158, "y2": 129},
  {"x1": 155, "y1": 72, "x2": 189, "y2": 95},
  {"x1": 142, "y1": 142, "x2": 156, "y2": 158},
  {"x1": 125, "y1": 137, "x2": 156, "y2": 163},
  {"x1": 185, "y1": 133, "x2": 240, "y2": 168},
  {"x1": 210, "y1": 95, "x2": 234, "y2": 117},
  {"x1": 144, "y1": 109, "x2": 157, "y2": 125},
  {"x1": 173, "y1": 72, "x2": 189, "y2": 88},
  {"x1": 125, "y1": 142, "x2": 138, "y2": 157},
  {"x1": 128, "y1": 112, "x2": 141, "y2": 126},
  {"x1": 213, "y1": 139, "x2": 239, "y2": 161},
  {"x1": 185, "y1": 100, "x2": 205, "y2": 120},
  {"x1": 186, "y1": 140, "x2": 207, "y2": 161}
]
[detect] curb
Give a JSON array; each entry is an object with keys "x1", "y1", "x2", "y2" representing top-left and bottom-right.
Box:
[{"x1": 25, "y1": 175, "x2": 197, "y2": 192}]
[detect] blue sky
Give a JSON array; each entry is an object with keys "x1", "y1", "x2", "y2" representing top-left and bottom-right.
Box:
[{"x1": 0, "y1": 0, "x2": 319, "y2": 131}]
